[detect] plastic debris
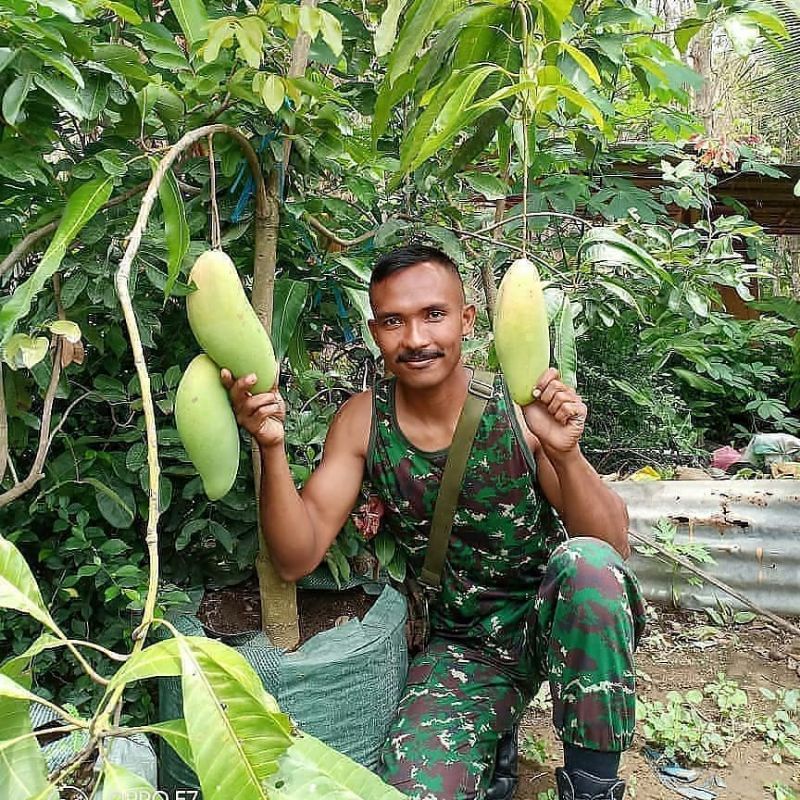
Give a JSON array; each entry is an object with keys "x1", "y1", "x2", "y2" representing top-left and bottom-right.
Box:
[
  {"x1": 642, "y1": 748, "x2": 720, "y2": 800},
  {"x1": 629, "y1": 466, "x2": 661, "y2": 482},
  {"x1": 710, "y1": 445, "x2": 741, "y2": 471}
]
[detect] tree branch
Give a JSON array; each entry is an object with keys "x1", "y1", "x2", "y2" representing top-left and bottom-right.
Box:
[
  {"x1": 0, "y1": 344, "x2": 62, "y2": 509},
  {"x1": 0, "y1": 363, "x2": 7, "y2": 484},
  {"x1": 0, "y1": 181, "x2": 151, "y2": 280},
  {"x1": 304, "y1": 213, "x2": 377, "y2": 247}
]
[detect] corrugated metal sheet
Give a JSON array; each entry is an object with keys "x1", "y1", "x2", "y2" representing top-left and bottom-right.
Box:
[{"x1": 614, "y1": 480, "x2": 800, "y2": 616}]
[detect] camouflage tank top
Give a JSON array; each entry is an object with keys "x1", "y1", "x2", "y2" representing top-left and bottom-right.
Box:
[{"x1": 365, "y1": 370, "x2": 567, "y2": 665}]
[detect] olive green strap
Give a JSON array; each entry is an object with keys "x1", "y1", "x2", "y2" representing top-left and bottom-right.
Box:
[{"x1": 419, "y1": 370, "x2": 494, "y2": 590}]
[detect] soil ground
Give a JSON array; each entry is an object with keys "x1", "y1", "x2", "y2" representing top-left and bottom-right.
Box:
[{"x1": 515, "y1": 606, "x2": 800, "y2": 800}]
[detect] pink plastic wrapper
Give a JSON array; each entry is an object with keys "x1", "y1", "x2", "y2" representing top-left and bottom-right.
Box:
[{"x1": 711, "y1": 445, "x2": 742, "y2": 471}]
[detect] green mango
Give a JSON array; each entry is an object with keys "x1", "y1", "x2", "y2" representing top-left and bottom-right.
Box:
[
  {"x1": 175, "y1": 354, "x2": 239, "y2": 501},
  {"x1": 187, "y1": 250, "x2": 278, "y2": 394}
]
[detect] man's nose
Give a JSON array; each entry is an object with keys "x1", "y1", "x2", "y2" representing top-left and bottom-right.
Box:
[{"x1": 403, "y1": 319, "x2": 430, "y2": 349}]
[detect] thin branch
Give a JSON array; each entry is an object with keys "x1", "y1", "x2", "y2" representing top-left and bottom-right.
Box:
[
  {"x1": 0, "y1": 726, "x2": 79, "y2": 754},
  {"x1": 304, "y1": 213, "x2": 377, "y2": 247},
  {"x1": 0, "y1": 344, "x2": 63, "y2": 509},
  {"x1": 0, "y1": 181, "x2": 151, "y2": 280},
  {"x1": 0, "y1": 363, "x2": 7, "y2": 484},
  {"x1": 282, "y1": 0, "x2": 319, "y2": 174},
  {"x1": 112, "y1": 124, "x2": 267, "y2": 661},
  {"x1": 69, "y1": 639, "x2": 128, "y2": 662},
  {"x1": 475, "y1": 210, "x2": 587, "y2": 237},
  {"x1": 628, "y1": 527, "x2": 800, "y2": 639}
]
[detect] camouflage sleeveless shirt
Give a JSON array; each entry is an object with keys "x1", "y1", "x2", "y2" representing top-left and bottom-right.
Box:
[{"x1": 365, "y1": 370, "x2": 567, "y2": 666}]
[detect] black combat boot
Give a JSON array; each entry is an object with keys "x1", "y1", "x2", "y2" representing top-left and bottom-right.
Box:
[
  {"x1": 485, "y1": 725, "x2": 519, "y2": 800},
  {"x1": 555, "y1": 767, "x2": 626, "y2": 800}
]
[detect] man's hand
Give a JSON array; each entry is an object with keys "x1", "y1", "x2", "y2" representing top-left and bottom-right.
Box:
[
  {"x1": 220, "y1": 369, "x2": 286, "y2": 450},
  {"x1": 521, "y1": 368, "x2": 587, "y2": 456}
]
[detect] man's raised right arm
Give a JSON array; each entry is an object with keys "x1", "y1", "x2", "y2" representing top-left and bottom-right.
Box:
[{"x1": 222, "y1": 371, "x2": 370, "y2": 582}]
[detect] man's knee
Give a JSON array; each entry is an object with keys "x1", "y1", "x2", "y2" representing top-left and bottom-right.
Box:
[{"x1": 544, "y1": 537, "x2": 627, "y2": 597}]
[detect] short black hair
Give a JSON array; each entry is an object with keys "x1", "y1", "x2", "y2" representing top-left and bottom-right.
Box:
[{"x1": 370, "y1": 244, "x2": 461, "y2": 291}]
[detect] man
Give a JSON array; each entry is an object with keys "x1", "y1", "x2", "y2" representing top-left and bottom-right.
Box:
[{"x1": 222, "y1": 244, "x2": 646, "y2": 800}]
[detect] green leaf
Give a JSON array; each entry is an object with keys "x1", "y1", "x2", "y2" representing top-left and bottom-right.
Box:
[
  {"x1": 464, "y1": 173, "x2": 507, "y2": 201},
  {"x1": 319, "y1": 9, "x2": 343, "y2": 56},
  {"x1": 0, "y1": 634, "x2": 61, "y2": 682},
  {"x1": 0, "y1": 48, "x2": 16, "y2": 74},
  {"x1": 178, "y1": 636, "x2": 293, "y2": 797},
  {"x1": 558, "y1": 42, "x2": 600, "y2": 85},
  {"x1": 542, "y1": 0, "x2": 574, "y2": 25},
  {"x1": 92, "y1": 44, "x2": 152, "y2": 84},
  {"x1": 342, "y1": 286, "x2": 379, "y2": 358},
  {"x1": 2, "y1": 334, "x2": 49, "y2": 370},
  {"x1": 268, "y1": 732, "x2": 407, "y2": 799},
  {"x1": 597, "y1": 279, "x2": 644, "y2": 320},
  {"x1": 237, "y1": 16, "x2": 264, "y2": 68},
  {"x1": 375, "y1": 0, "x2": 408, "y2": 57},
  {"x1": 0, "y1": 177, "x2": 113, "y2": 347},
  {"x1": 374, "y1": 532, "x2": 395, "y2": 567},
  {"x1": 208, "y1": 521, "x2": 234, "y2": 553},
  {"x1": 261, "y1": 74, "x2": 285, "y2": 113},
  {"x1": 0, "y1": 534, "x2": 56, "y2": 631},
  {"x1": 106, "y1": 639, "x2": 182, "y2": 693},
  {"x1": 0, "y1": 695, "x2": 54, "y2": 800},
  {"x1": 554, "y1": 296, "x2": 577, "y2": 389},
  {"x1": 29, "y1": 48, "x2": 84, "y2": 87},
  {"x1": 271, "y1": 278, "x2": 309, "y2": 362},
  {"x1": 674, "y1": 18, "x2": 704, "y2": 54},
  {"x1": 34, "y1": 74, "x2": 86, "y2": 118},
  {"x1": 551, "y1": 85, "x2": 604, "y2": 129},
  {"x1": 722, "y1": 14, "x2": 760, "y2": 57},
  {"x1": 37, "y1": 0, "x2": 83, "y2": 21},
  {"x1": 2, "y1": 74, "x2": 32, "y2": 126},
  {"x1": 85, "y1": 478, "x2": 135, "y2": 528},
  {"x1": 100, "y1": 0, "x2": 143, "y2": 23},
  {"x1": 167, "y1": 0, "x2": 208, "y2": 47},
  {"x1": 158, "y1": 169, "x2": 189, "y2": 299},
  {"x1": 100, "y1": 760, "x2": 159, "y2": 799},
  {"x1": 388, "y1": 0, "x2": 449, "y2": 86}
]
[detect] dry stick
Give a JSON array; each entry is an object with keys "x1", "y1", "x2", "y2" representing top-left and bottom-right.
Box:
[
  {"x1": 113, "y1": 124, "x2": 267, "y2": 654},
  {"x1": 208, "y1": 134, "x2": 221, "y2": 250},
  {"x1": 0, "y1": 343, "x2": 63, "y2": 508},
  {"x1": 0, "y1": 181, "x2": 151, "y2": 279},
  {"x1": 628, "y1": 527, "x2": 800, "y2": 639}
]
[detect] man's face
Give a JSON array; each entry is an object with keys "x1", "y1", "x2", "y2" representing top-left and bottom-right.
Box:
[{"x1": 368, "y1": 261, "x2": 476, "y2": 389}]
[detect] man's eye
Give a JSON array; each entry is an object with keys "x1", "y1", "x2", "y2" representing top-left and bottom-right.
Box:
[
  {"x1": 429, "y1": 310, "x2": 445, "y2": 319},
  {"x1": 383, "y1": 317, "x2": 401, "y2": 327}
]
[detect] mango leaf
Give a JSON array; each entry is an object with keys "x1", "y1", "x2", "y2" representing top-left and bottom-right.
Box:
[
  {"x1": 319, "y1": 9, "x2": 343, "y2": 57},
  {"x1": 37, "y1": 0, "x2": 82, "y2": 22},
  {"x1": 0, "y1": 534, "x2": 57, "y2": 631},
  {"x1": 84, "y1": 478, "x2": 135, "y2": 528},
  {"x1": 47, "y1": 319, "x2": 81, "y2": 342},
  {"x1": 34, "y1": 74, "x2": 87, "y2": 118},
  {"x1": 387, "y1": 0, "x2": 449, "y2": 86},
  {"x1": 375, "y1": 0, "x2": 409, "y2": 57},
  {"x1": 268, "y1": 733, "x2": 406, "y2": 799},
  {"x1": 0, "y1": 177, "x2": 113, "y2": 348},
  {"x1": 2, "y1": 334, "x2": 49, "y2": 370},
  {"x1": 158, "y1": 169, "x2": 189, "y2": 299},
  {"x1": 271, "y1": 278, "x2": 309, "y2": 362},
  {"x1": 0, "y1": 634, "x2": 62, "y2": 683},
  {"x1": 144, "y1": 719, "x2": 194, "y2": 769},
  {"x1": 464, "y1": 173, "x2": 507, "y2": 201},
  {"x1": 342, "y1": 286, "x2": 379, "y2": 358},
  {"x1": 541, "y1": 0, "x2": 574, "y2": 25},
  {"x1": 578, "y1": 227, "x2": 671, "y2": 285},
  {"x1": 597, "y1": 278, "x2": 645, "y2": 320},
  {"x1": 554, "y1": 296, "x2": 577, "y2": 389},
  {"x1": 100, "y1": 760, "x2": 159, "y2": 799},
  {"x1": 29, "y1": 48, "x2": 84, "y2": 87},
  {"x1": 0, "y1": 48, "x2": 16, "y2": 74},
  {"x1": 558, "y1": 42, "x2": 600, "y2": 85},
  {"x1": 722, "y1": 14, "x2": 760, "y2": 57},
  {"x1": 178, "y1": 636, "x2": 293, "y2": 797},
  {"x1": 105, "y1": 639, "x2": 182, "y2": 694},
  {"x1": 551, "y1": 85, "x2": 604, "y2": 129},
  {"x1": 2, "y1": 74, "x2": 32, "y2": 126},
  {"x1": 167, "y1": 0, "x2": 208, "y2": 46},
  {"x1": 100, "y1": 0, "x2": 143, "y2": 23},
  {"x1": 0, "y1": 697, "x2": 55, "y2": 800}
]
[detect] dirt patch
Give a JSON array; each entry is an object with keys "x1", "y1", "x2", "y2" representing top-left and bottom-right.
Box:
[
  {"x1": 515, "y1": 606, "x2": 800, "y2": 799},
  {"x1": 197, "y1": 584, "x2": 376, "y2": 647}
]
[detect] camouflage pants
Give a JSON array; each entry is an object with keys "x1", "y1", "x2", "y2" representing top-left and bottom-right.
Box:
[{"x1": 378, "y1": 538, "x2": 647, "y2": 800}]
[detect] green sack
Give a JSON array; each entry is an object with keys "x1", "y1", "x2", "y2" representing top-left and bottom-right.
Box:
[{"x1": 159, "y1": 584, "x2": 408, "y2": 793}]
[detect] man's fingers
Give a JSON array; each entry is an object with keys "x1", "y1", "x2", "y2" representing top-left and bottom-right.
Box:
[
  {"x1": 220, "y1": 368, "x2": 234, "y2": 390},
  {"x1": 554, "y1": 401, "x2": 587, "y2": 425},
  {"x1": 535, "y1": 368, "x2": 561, "y2": 396},
  {"x1": 238, "y1": 392, "x2": 282, "y2": 418}
]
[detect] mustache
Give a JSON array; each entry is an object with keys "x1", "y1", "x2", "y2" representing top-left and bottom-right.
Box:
[{"x1": 397, "y1": 349, "x2": 445, "y2": 363}]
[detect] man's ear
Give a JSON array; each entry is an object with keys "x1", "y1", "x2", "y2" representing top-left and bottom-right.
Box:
[{"x1": 461, "y1": 303, "x2": 477, "y2": 336}]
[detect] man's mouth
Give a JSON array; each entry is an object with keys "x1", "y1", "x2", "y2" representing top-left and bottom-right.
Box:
[{"x1": 398, "y1": 351, "x2": 444, "y2": 366}]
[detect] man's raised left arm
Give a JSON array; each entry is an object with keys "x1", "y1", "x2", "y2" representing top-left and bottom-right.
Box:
[{"x1": 518, "y1": 368, "x2": 630, "y2": 558}]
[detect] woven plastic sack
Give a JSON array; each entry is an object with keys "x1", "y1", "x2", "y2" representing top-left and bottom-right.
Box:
[{"x1": 158, "y1": 584, "x2": 408, "y2": 793}]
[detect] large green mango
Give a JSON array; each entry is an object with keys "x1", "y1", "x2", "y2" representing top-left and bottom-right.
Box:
[
  {"x1": 187, "y1": 250, "x2": 278, "y2": 394},
  {"x1": 175, "y1": 354, "x2": 239, "y2": 501},
  {"x1": 493, "y1": 258, "x2": 551, "y2": 405}
]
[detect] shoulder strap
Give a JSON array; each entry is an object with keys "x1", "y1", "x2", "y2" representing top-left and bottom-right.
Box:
[{"x1": 419, "y1": 370, "x2": 494, "y2": 589}]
